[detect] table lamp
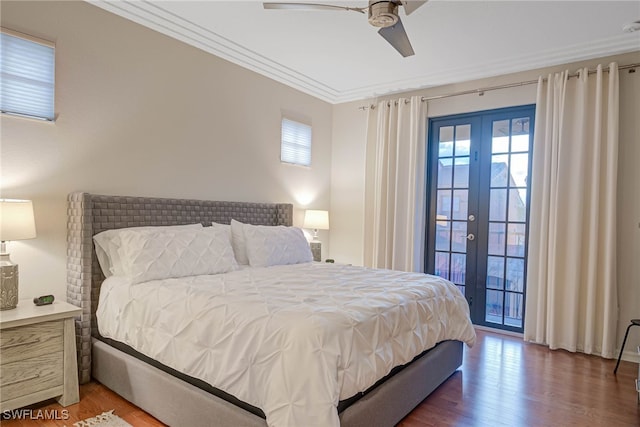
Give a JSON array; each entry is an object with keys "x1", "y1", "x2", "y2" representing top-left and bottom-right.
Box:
[
  {"x1": 0, "y1": 199, "x2": 36, "y2": 310},
  {"x1": 303, "y1": 209, "x2": 329, "y2": 262}
]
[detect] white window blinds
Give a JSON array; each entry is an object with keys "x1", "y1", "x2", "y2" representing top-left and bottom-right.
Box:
[
  {"x1": 1, "y1": 30, "x2": 55, "y2": 121},
  {"x1": 281, "y1": 118, "x2": 312, "y2": 166}
]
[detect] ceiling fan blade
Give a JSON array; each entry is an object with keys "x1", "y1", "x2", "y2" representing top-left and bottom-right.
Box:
[
  {"x1": 378, "y1": 18, "x2": 415, "y2": 57},
  {"x1": 400, "y1": 0, "x2": 428, "y2": 15},
  {"x1": 263, "y1": 3, "x2": 365, "y2": 13}
]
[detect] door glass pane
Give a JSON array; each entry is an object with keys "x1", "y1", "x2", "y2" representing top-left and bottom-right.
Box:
[
  {"x1": 488, "y1": 223, "x2": 505, "y2": 255},
  {"x1": 437, "y1": 160, "x2": 452, "y2": 188},
  {"x1": 486, "y1": 256, "x2": 504, "y2": 290},
  {"x1": 453, "y1": 157, "x2": 470, "y2": 188},
  {"x1": 455, "y1": 139, "x2": 471, "y2": 157},
  {"x1": 437, "y1": 190, "x2": 452, "y2": 218},
  {"x1": 489, "y1": 189, "x2": 507, "y2": 221},
  {"x1": 508, "y1": 189, "x2": 527, "y2": 222},
  {"x1": 451, "y1": 221, "x2": 467, "y2": 253},
  {"x1": 455, "y1": 124, "x2": 471, "y2": 156},
  {"x1": 492, "y1": 120, "x2": 510, "y2": 153},
  {"x1": 434, "y1": 252, "x2": 450, "y2": 279},
  {"x1": 439, "y1": 127, "x2": 454, "y2": 157},
  {"x1": 507, "y1": 223, "x2": 526, "y2": 257},
  {"x1": 505, "y1": 258, "x2": 524, "y2": 292},
  {"x1": 510, "y1": 153, "x2": 529, "y2": 187},
  {"x1": 491, "y1": 154, "x2": 509, "y2": 187},
  {"x1": 450, "y1": 253, "x2": 466, "y2": 285},
  {"x1": 511, "y1": 117, "x2": 530, "y2": 152},
  {"x1": 504, "y1": 293, "x2": 523, "y2": 328},
  {"x1": 435, "y1": 220, "x2": 451, "y2": 251},
  {"x1": 452, "y1": 189, "x2": 468, "y2": 220},
  {"x1": 486, "y1": 289, "x2": 503, "y2": 324},
  {"x1": 511, "y1": 135, "x2": 529, "y2": 153}
]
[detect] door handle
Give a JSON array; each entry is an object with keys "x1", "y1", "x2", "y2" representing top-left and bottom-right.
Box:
[{"x1": 467, "y1": 233, "x2": 475, "y2": 241}]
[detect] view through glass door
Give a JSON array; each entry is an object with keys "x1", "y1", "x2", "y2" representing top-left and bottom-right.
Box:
[{"x1": 426, "y1": 105, "x2": 535, "y2": 333}]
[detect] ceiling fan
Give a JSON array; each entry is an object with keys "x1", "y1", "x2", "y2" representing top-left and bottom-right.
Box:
[{"x1": 263, "y1": 1, "x2": 428, "y2": 57}]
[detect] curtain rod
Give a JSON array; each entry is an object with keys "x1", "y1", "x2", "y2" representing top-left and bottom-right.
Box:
[{"x1": 358, "y1": 62, "x2": 639, "y2": 110}]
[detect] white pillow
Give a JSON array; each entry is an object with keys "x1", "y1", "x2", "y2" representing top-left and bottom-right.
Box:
[
  {"x1": 115, "y1": 226, "x2": 237, "y2": 284},
  {"x1": 211, "y1": 221, "x2": 231, "y2": 237},
  {"x1": 94, "y1": 223, "x2": 202, "y2": 277},
  {"x1": 243, "y1": 223, "x2": 313, "y2": 268},
  {"x1": 230, "y1": 219, "x2": 249, "y2": 265}
]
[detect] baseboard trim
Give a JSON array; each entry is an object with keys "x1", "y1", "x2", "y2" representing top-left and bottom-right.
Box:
[
  {"x1": 619, "y1": 347, "x2": 640, "y2": 364},
  {"x1": 474, "y1": 325, "x2": 524, "y2": 338},
  {"x1": 478, "y1": 326, "x2": 640, "y2": 363}
]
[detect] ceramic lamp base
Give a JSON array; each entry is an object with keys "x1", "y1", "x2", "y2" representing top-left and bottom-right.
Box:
[
  {"x1": 310, "y1": 241, "x2": 322, "y2": 262},
  {"x1": 0, "y1": 260, "x2": 19, "y2": 310}
]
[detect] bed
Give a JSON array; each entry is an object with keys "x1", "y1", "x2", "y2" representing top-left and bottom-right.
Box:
[{"x1": 66, "y1": 192, "x2": 475, "y2": 427}]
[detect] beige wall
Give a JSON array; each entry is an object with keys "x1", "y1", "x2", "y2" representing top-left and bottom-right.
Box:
[
  {"x1": 330, "y1": 52, "x2": 640, "y2": 360},
  {"x1": 0, "y1": 1, "x2": 333, "y2": 299}
]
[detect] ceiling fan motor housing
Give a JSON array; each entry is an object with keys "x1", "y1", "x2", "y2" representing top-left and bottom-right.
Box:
[{"x1": 368, "y1": 1, "x2": 399, "y2": 28}]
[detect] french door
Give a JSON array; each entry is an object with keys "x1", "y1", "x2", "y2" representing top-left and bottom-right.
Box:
[{"x1": 426, "y1": 105, "x2": 535, "y2": 333}]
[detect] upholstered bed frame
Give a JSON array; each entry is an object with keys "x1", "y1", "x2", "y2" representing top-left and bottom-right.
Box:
[{"x1": 66, "y1": 192, "x2": 463, "y2": 427}]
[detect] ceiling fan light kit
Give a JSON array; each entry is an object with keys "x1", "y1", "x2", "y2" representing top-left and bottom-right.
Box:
[
  {"x1": 368, "y1": 1, "x2": 399, "y2": 28},
  {"x1": 263, "y1": 0, "x2": 428, "y2": 57}
]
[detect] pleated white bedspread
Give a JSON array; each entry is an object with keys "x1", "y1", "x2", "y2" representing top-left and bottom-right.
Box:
[{"x1": 97, "y1": 263, "x2": 476, "y2": 427}]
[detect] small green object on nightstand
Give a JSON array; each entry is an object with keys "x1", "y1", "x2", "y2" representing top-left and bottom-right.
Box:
[{"x1": 33, "y1": 294, "x2": 55, "y2": 306}]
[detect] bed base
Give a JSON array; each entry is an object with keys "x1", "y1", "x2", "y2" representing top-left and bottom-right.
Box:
[{"x1": 93, "y1": 338, "x2": 463, "y2": 427}]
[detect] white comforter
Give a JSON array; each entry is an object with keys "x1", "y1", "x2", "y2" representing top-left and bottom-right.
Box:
[{"x1": 97, "y1": 263, "x2": 476, "y2": 427}]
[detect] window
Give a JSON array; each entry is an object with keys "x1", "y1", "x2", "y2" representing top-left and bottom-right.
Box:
[
  {"x1": 1, "y1": 29, "x2": 55, "y2": 121},
  {"x1": 281, "y1": 118, "x2": 311, "y2": 166}
]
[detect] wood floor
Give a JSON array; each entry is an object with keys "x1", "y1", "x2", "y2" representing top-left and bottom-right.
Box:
[{"x1": 2, "y1": 330, "x2": 639, "y2": 426}]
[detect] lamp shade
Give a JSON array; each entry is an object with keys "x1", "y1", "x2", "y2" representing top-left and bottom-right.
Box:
[
  {"x1": 0, "y1": 199, "x2": 36, "y2": 241},
  {"x1": 303, "y1": 210, "x2": 329, "y2": 230}
]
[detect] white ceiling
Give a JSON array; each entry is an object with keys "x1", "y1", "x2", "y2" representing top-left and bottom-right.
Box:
[{"x1": 89, "y1": 0, "x2": 640, "y2": 104}]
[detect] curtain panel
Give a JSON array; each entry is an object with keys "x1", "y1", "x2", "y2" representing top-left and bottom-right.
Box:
[
  {"x1": 363, "y1": 96, "x2": 427, "y2": 272},
  {"x1": 524, "y1": 63, "x2": 619, "y2": 358}
]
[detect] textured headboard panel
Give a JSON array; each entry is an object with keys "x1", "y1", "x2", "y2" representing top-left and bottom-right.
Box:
[{"x1": 66, "y1": 192, "x2": 293, "y2": 384}]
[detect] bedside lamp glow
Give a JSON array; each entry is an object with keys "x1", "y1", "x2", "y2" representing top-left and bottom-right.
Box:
[
  {"x1": 303, "y1": 209, "x2": 329, "y2": 241},
  {"x1": 303, "y1": 209, "x2": 329, "y2": 262},
  {"x1": 0, "y1": 199, "x2": 36, "y2": 310}
]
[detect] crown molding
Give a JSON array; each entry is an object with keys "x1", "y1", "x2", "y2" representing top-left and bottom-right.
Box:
[
  {"x1": 87, "y1": 0, "x2": 341, "y2": 103},
  {"x1": 334, "y1": 34, "x2": 640, "y2": 103}
]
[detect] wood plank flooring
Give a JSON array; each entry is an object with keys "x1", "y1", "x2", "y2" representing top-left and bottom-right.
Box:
[
  {"x1": 399, "y1": 330, "x2": 639, "y2": 427},
  {"x1": 2, "y1": 330, "x2": 638, "y2": 426}
]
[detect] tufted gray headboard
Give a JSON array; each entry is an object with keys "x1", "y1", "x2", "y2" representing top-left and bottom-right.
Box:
[{"x1": 66, "y1": 192, "x2": 293, "y2": 384}]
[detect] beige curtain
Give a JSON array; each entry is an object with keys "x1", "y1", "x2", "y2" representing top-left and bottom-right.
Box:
[
  {"x1": 524, "y1": 63, "x2": 619, "y2": 358},
  {"x1": 363, "y1": 96, "x2": 426, "y2": 272}
]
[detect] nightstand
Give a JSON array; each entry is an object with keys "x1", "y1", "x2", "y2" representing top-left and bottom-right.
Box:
[{"x1": 0, "y1": 299, "x2": 81, "y2": 411}]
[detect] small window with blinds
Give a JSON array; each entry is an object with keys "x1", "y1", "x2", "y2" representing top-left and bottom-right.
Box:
[
  {"x1": 281, "y1": 118, "x2": 312, "y2": 166},
  {"x1": 1, "y1": 29, "x2": 55, "y2": 121}
]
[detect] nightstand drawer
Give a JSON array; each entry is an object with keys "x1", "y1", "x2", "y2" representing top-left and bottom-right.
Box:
[
  {"x1": 0, "y1": 320, "x2": 63, "y2": 365},
  {"x1": 0, "y1": 351, "x2": 63, "y2": 402}
]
